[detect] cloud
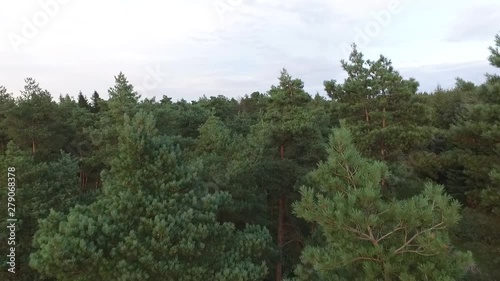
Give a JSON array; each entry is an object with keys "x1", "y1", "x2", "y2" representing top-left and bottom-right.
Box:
[
  {"x1": 397, "y1": 60, "x2": 498, "y2": 91},
  {"x1": 446, "y1": 3, "x2": 500, "y2": 42},
  {"x1": 0, "y1": 0, "x2": 497, "y2": 101}
]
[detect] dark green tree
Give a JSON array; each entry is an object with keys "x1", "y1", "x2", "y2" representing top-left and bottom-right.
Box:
[
  {"x1": 254, "y1": 69, "x2": 329, "y2": 280},
  {"x1": 5, "y1": 78, "x2": 68, "y2": 161},
  {"x1": 443, "y1": 33, "x2": 500, "y2": 213},
  {"x1": 0, "y1": 86, "x2": 15, "y2": 153},
  {"x1": 30, "y1": 111, "x2": 272, "y2": 281},
  {"x1": 77, "y1": 91, "x2": 91, "y2": 110},
  {"x1": 86, "y1": 72, "x2": 140, "y2": 175},
  {"x1": 90, "y1": 90, "x2": 102, "y2": 113},
  {"x1": 197, "y1": 95, "x2": 239, "y2": 123},
  {"x1": 170, "y1": 99, "x2": 211, "y2": 139},
  {"x1": 193, "y1": 115, "x2": 268, "y2": 227},
  {"x1": 57, "y1": 95, "x2": 98, "y2": 189},
  {"x1": 0, "y1": 142, "x2": 87, "y2": 281}
]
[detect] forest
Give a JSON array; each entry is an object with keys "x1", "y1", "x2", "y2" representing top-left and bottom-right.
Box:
[{"x1": 0, "y1": 33, "x2": 499, "y2": 281}]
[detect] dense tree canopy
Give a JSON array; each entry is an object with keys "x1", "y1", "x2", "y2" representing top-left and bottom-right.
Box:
[
  {"x1": 0, "y1": 32, "x2": 499, "y2": 281},
  {"x1": 30, "y1": 111, "x2": 272, "y2": 281}
]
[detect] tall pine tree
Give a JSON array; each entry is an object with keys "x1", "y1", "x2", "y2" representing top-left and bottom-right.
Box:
[
  {"x1": 292, "y1": 126, "x2": 474, "y2": 281},
  {"x1": 255, "y1": 69, "x2": 328, "y2": 280},
  {"x1": 444, "y1": 33, "x2": 500, "y2": 213}
]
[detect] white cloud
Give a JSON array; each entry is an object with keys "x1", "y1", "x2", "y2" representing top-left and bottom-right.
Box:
[{"x1": 0, "y1": 0, "x2": 498, "y2": 100}]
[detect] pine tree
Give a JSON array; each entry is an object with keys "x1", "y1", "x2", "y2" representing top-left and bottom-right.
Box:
[
  {"x1": 0, "y1": 86, "x2": 14, "y2": 153},
  {"x1": 5, "y1": 78, "x2": 68, "y2": 161},
  {"x1": 255, "y1": 69, "x2": 328, "y2": 280},
  {"x1": 77, "y1": 91, "x2": 91, "y2": 110},
  {"x1": 107, "y1": 72, "x2": 141, "y2": 117},
  {"x1": 324, "y1": 45, "x2": 436, "y2": 197},
  {"x1": 0, "y1": 142, "x2": 86, "y2": 281},
  {"x1": 87, "y1": 72, "x2": 141, "y2": 176},
  {"x1": 488, "y1": 33, "x2": 500, "y2": 68},
  {"x1": 292, "y1": 126, "x2": 474, "y2": 281},
  {"x1": 197, "y1": 95, "x2": 239, "y2": 123},
  {"x1": 90, "y1": 91, "x2": 101, "y2": 113},
  {"x1": 324, "y1": 45, "x2": 433, "y2": 162},
  {"x1": 444, "y1": 33, "x2": 500, "y2": 213},
  {"x1": 30, "y1": 111, "x2": 272, "y2": 281},
  {"x1": 57, "y1": 95, "x2": 97, "y2": 190},
  {"x1": 170, "y1": 99, "x2": 211, "y2": 139},
  {"x1": 194, "y1": 115, "x2": 268, "y2": 227}
]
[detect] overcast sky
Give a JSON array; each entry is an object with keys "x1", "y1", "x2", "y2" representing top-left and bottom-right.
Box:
[{"x1": 1, "y1": 0, "x2": 499, "y2": 101}]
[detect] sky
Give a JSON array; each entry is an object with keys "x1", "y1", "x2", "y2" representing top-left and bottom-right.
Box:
[{"x1": 0, "y1": 0, "x2": 499, "y2": 101}]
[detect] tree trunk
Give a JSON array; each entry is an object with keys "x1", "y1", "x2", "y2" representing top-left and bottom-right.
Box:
[
  {"x1": 381, "y1": 107, "x2": 387, "y2": 188},
  {"x1": 276, "y1": 143, "x2": 285, "y2": 281},
  {"x1": 382, "y1": 107, "x2": 386, "y2": 128},
  {"x1": 32, "y1": 139, "x2": 36, "y2": 154},
  {"x1": 381, "y1": 107, "x2": 386, "y2": 159},
  {"x1": 364, "y1": 108, "x2": 370, "y2": 123},
  {"x1": 276, "y1": 195, "x2": 285, "y2": 281},
  {"x1": 280, "y1": 144, "x2": 284, "y2": 160}
]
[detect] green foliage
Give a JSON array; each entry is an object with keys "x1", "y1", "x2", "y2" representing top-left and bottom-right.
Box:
[
  {"x1": 30, "y1": 111, "x2": 272, "y2": 281},
  {"x1": 488, "y1": 32, "x2": 500, "y2": 68},
  {"x1": 1, "y1": 32, "x2": 499, "y2": 281},
  {"x1": 228, "y1": 92, "x2": 269, "y2": 135},
  {"x1": 5, "y1": 78, "x2": 69, "y2": 162},
  {"x1": 57, "y1": 95, "x2": 98, "y2": 184},
  {"x1": 0, "y1": 142, "x2": 91, "y2": 281},
  {"x1": 325, "y1": 45, "x2": 433, "y2": 162},
  {"x1": 77, "y1": 91, "x2": 91, "y2": 110},
  {"x1": 90, "y1": 91, "x2": 102, "y2": 113},
  {"x1": 168, "y1": 99, "x2": 211, "y2": 139},
  {"x1": 0, "y1": 86, "x2": 15, "y2": 153},
  {"x1": 451, "y1": 208, "x2": 500, "y2": 280},
  {"x1": 292, "y1": 126, "x2": 474, "y2": 281},
  {"x1": 256, "y1": 69, "x2": 329, "y2": 279},
  {"x1": 86, "y1": 72, "x2": 141, "y2": 176},
  {"x1": 439, "y1": 34, "x2": 500, "y2": 213},
  {"x1": 194, "y1": 116, "x2": 269, "y2": 227}
]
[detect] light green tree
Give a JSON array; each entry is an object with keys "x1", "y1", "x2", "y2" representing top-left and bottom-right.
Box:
[
  {"x1": 324, "y1": 45, "x2": 435, "y2": 197},
  {"x1": 292, "y1": 126, "x2": 474, "y2": 281}
]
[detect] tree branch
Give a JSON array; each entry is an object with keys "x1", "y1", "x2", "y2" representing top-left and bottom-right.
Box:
[
  {"x1": 375, "y1": 221, "x2": 404, "y2": 244},
  {"x1": 394, "y1": 221, "x2": 446, "y2": 255},
  {"x1": 324, "y1": 256, "x2": 382, "y2": 271}
]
